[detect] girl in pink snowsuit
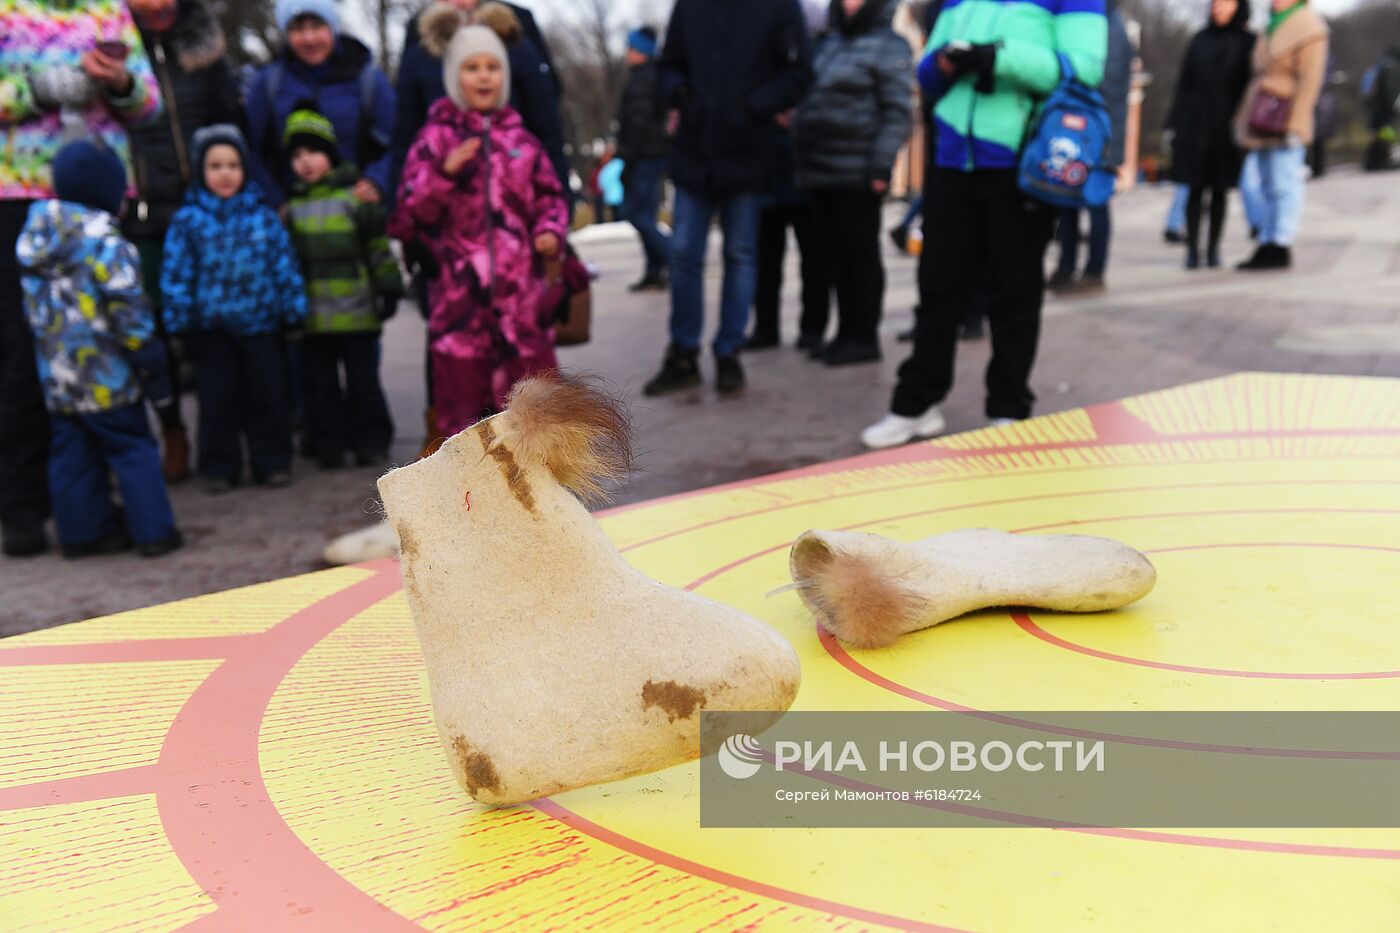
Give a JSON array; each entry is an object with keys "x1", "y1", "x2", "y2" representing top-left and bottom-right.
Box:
[{"x1": 390, "y1": 23, "x2": 569, "y2": 437}]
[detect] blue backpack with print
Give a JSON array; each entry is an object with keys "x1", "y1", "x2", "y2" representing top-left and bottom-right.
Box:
[{"x1": 1019, "y1": 53, "x2": 1116, "y2": 209}]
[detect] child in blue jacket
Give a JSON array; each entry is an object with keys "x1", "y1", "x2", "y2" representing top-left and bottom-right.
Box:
[
  {"x1": 16, "y1": 142, "x2": 182, "y2": 558},
  {"x1": 161, "y1": 124, "x2": 307, "y2": 492}
]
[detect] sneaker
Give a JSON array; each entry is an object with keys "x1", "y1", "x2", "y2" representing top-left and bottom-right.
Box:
[
  {"x1": 643, "y1": 345, "x2": 702, "y2": 397},
  {"x1": 1047, "y1": 269, "x2": 1075, "y2": 291},
  {"x1": 795, "y1": 333, "x2": 824, "y2": 352},
  {"x1": 1, "y1": 518, "x2": 48, "y2": 557},
  {"x1": 202, "y1": 475, "x2": 235, "y2": 495},
  {"x1": 138, "y1": 530, "x2": 184, "y2": 558},
  {"x1": 859, "y1": 407, "x2": 947, "y2": 450},
  {"x1": 1238, "y1": 244, "x2": 1289, "y2": 271},
  {"x1": 889, "y1": 226, "x2": 909, "y2": 253},
  {"x1": 715, "y1": 355, "x2": 746, "y2": 393},
  {"x1": 61, "y1": 528, "x2": 132, "y2": 559},
  {"x1": 1163, "y1": 229, "x2": 1184, "y2": 244},
  {"x1": 744, "y1": 332, "x2": 780, "y2": 351},
  {"x1": 821, "y1": 341, "x2": 882, "y2": 366},
  {"x1": 262, "y1": 471, "x2": 293, "y2": 488},
  {"x1": 1186, "y1": 247, "x2": 1201, "y2": 270}
]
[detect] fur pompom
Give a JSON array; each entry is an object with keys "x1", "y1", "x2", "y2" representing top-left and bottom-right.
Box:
[
  {"x1": 790, "y1": 533, "x2": 928, "y2": 649},
  {"x1": 418, "y1": 1, "x2": 468, "y2": 58},
  {"x1": 474, "y1": 2, "x2": 523, "y2": 44},
  {"x1": 493, "y1": 372, "x2": 634, "y2": 504}
]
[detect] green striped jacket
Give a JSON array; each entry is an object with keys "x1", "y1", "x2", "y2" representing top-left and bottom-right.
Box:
[{"x1": 285, "y1": 163, "x2": 403, "y2": 334}]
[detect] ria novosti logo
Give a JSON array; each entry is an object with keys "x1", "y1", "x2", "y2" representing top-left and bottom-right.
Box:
[{"x1": 717, "y1": 733, "x2": 765, "y2": 779}]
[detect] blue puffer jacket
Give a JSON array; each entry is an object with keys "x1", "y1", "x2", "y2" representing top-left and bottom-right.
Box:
[
  {"x1": 16, "y1": 200, "x2": 155, "y2": 414},
  {"x1": 245, "y1": 36, "x2": 396, "y2": 206},
  {"x1": 160, "y1": 130, "x2": 306, "y2": 337}
]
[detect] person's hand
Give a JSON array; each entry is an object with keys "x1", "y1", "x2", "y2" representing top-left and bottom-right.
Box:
[
  {"x1": 353, "y1": 178, "x2": 381, "y2": 204},
  {"x1": 943, "y1": 43, "x2": 997, "y2": 89},
  {"x1": 871, "y1": 178, "x2": 889, "y2": 195},
  {"x1": 442, "y1": 138, "x2": 482, "y2": 175},
  {"x1": 937, "y1": 52, "x2": 956, "y2": 77},
  {"x1": 534, "y1": 232, "x2": 560, "y2": 258},
  {"x1": 80, "y1": 49, "x2": 134, "y2": 96},
  {"x1": 774, "y1": 109, "x2": 795, "y2": 129}
]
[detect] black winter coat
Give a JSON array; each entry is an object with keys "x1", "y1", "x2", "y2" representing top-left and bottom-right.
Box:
[
  {"x1": 400, "y1": 1, "x2": 558, "y2": 94},
  {"x1": 793, "y1": 0, "x2": 912, "y2": 191},
  {"x1": 659, "y1": 0, "x2": 814, "y2": 196},
  {"x1": 391, "y1": 27, "x2": 567, "y2": 195},
  {"x1": 126, "y1": 0, "x2": 245, "y2": 238},
  {"x1": 1168, "y1": 23, "x2": 1256, "y2": 189},
  {"x1": 616, "y1": 61, "x2": 670, "y2": 163}
]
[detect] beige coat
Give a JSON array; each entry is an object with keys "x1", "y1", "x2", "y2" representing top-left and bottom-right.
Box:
[{"x1": 1236, "y1": 4, "x2": 1330, "y2": 149}]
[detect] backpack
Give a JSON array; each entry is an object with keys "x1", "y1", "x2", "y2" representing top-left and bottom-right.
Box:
[
  {"x1": 263, "y1": 61, "x2": 390, "y2": 166},
  {"x1": 1018, "y1": 53, "x2": 1116, "y2": 209}
]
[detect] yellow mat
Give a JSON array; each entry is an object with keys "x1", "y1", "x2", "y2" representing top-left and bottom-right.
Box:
[{"x1": 3, "y1": 372, "x2": 1399, "y2": 931}]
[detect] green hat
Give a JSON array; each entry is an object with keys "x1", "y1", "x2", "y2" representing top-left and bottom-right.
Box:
[{"x1": 283, "y1": 106, "x2": 339, "y2": 164}]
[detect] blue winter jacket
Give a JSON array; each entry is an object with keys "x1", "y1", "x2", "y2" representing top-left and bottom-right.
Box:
[
  {"x1": 244, "y1": 37, "x2": 396, "y2": 206},
  {"x1": 160, "y1": 180, "x2": 306, "y2": 338},
  {"x1": 15, "y1": 201, "x2": 156, "y2": 415}
]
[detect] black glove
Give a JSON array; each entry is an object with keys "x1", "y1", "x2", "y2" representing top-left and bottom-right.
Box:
[
  {"x1": 944, "y1": 43, "x2": 997, "y2": 94},
  {"x1": 377, "y1": 294, "x2": 400, "y2": 322}
]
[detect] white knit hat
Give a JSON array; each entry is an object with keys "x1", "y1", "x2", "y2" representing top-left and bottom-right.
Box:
[{"x1": 442, "y1": 24, "x2": 511, "y2": 110}]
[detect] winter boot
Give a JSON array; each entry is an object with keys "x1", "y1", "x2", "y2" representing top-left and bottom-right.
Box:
[
  {"x1": 643, "y1": 344, "x2": 702, "y2": 396},
  {"x1": 378, "y1": 373, "x2": 801, "y2": 805},
  {"x1": 789, "y1": 528, "x2": 1156, "y2": 649}
]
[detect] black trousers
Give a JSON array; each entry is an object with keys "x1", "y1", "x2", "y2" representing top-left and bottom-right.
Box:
[
  {"x1": 808, "y1": 188, "x2": 885, "y2": 347},
  {"x1": 752, "y1": 201, "x2": 831, "y2": 342},
  {"x1": 0, "y1": 200, "x2": 50, "y2": 527},
  {"x1": 190, "y1": 331, "x2": 292, "y2": 482},
  {"x1": 893, "y1": 168, "x2": 1054, "y2": 421},
  {"x1": 302, "y1": 333, "x2": 394, "y2": 459}
]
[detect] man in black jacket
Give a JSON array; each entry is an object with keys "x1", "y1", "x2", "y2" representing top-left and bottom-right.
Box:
[
  {"x1": 644, "y1": 0, "x2": 813, "y2": 396},
  {"x1": 616, "y1": 27, "x2": 670, "y2": 292},
  {"x1": 127, "y1": 0, "x2": 246, "y2": 483}
]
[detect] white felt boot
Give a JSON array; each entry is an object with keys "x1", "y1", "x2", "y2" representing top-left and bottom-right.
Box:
[
  {"x1": 378, "y1": 374, "x2": 801, "y2": 805},
  {"x1": 789, "y1": 528, "x2": 1156, "y2": 649}
]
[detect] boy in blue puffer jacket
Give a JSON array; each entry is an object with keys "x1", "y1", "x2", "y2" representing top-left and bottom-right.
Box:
[
  {"x1": 161, "y1": 124, "x2": 307, "y2": 492},
  {"x1": 16, "y1": 142, "x2": 182, "y2": 558}
]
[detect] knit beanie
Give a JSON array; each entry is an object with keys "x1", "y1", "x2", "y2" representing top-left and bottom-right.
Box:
[
  {"x1": 52, "y1": 141, "x2": 128, "y2": 216},
  {"x1": 275, "y1": 0, "x2": 340, "y2": 35},
  {"x1": 283, "y1": 106, "x2": 340, "y2": 164},
  {"x1": 442, "y1": 25, "x2": 511, "y2": 110},
  {"x1": 190, "y1": 123, "x2": 251, "y2": 190},
  {"x1": 626, "y1": 28, "x2": 657, "y2": 58}
]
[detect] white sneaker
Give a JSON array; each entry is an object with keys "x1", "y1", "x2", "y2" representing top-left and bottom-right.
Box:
[
  {"x1": 988, "y1": 417, "x2": 1019, "y2": 428},
  {"x1": 860, "y1": 406, "x2": 947, "y2": 449}
]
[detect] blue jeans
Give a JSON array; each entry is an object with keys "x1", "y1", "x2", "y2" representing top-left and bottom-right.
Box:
[
  {"x1": 1165, "y1": 184, "x2": 1188, "y2": 235},
  {"x1": 1238, "y1": 155, "x2": 1265, "y2": 233},
  {"x1": 669, "y1": 185, "x2": 761, "y2": 358},
  {"x1": 1248, "y1": 146, "x2": 1307, "y2": 246},
  {"x1": 621, "y1": 157, "x2": 670, "y2": 278},
  {"x1": 1056, "y1": 204, "x2": 1111, "y2": 278},
  {"x1": 49, "y1": 403, "x2": 177, "y2": 547}
]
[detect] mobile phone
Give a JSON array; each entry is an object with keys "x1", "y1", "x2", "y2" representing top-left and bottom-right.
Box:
[{"x1": 96, "y1": 40, "x2": 130, "y2": 61}]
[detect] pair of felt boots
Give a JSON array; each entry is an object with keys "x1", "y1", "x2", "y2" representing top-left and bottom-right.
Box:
[{"x1": 379, "y1": 374, "x2": 1156, "y2": 806}]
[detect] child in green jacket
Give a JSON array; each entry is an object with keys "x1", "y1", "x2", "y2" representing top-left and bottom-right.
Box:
[{"x1": 283, "y1": 106, "x2": 404, "y2": 468}]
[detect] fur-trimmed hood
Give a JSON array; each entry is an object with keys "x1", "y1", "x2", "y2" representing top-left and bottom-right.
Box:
[{"x1": 160, "y1": 0, "x2": 228, "y2": 73}]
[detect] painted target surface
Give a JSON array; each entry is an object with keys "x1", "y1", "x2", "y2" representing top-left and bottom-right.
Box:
[{"x1": 4, "y1": 373, "x2": 1400, "y2": 930}]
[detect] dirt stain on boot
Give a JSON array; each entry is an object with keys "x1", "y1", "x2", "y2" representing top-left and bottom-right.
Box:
[
  {"x1": 451, "y1": 735, "x2": 501, "y2": 797},
  {"x1": 641, "y1": 680, "x2": 707, "y2": 722},
  {"x1": 478, "y1": 420, "x2": 537, "y2": 514}
]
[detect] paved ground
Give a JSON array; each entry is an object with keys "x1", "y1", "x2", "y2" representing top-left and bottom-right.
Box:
[{"x1": 4, "y1": 169, "x2": 1398, "y2": 636}]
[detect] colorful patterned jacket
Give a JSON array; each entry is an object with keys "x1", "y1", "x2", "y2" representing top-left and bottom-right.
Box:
[
  {"x1": 0, "y1": 0, "x2": 162, "y2": 201},
  {"x1": 15, "y1": 200, "x2": 153, "y2": 414},
  {"x1": 160, "y1": 180, "x2": 307, "y2": 337},
  {"x1": 919, "y1": 0, "x2": 1107, "y2": 171},
  {"x1": 285, "y1": 161, "x2": 402, "y2": 335}
]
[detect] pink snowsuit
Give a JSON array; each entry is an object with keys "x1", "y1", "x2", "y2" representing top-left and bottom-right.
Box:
[{"x1": 391, "y1": 99, "x2": 569, "y2": 436}]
